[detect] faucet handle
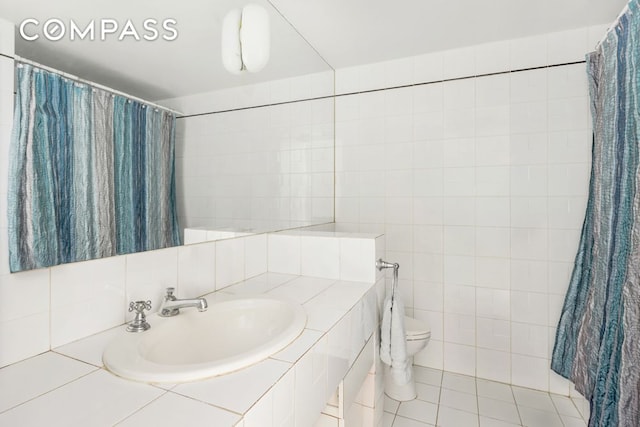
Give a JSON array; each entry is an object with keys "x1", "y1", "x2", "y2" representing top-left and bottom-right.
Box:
[
  {"x1": 165, "y1": 287, "x2": 176, "y2": 299},
  {"x1": 129, "y1": 300, "x2": 152, "y2": 313},
  {"x1": 127, "y1": 300, "x2": 152, "y2": 332}
]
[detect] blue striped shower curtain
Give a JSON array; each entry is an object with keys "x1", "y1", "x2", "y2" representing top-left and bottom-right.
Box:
[
  {"x1": 551, "y1": 1, "x2": 640, "y2": 426},
  {"x1": 7, "y1": 63, "x2": 180, "y2": 272}
]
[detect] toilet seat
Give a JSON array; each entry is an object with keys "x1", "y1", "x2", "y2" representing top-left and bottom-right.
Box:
[{"x1": 404, "y1": 316, "x2": 431, "y2": 341}]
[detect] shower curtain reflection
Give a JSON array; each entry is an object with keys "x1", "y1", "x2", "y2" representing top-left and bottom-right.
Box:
[{"x1": 8, "y1": 63, "x2": 180, "y2": 273}]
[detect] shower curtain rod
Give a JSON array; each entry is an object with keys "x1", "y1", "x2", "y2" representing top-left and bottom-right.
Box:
[{"x1": 14, "y1": 55, "x2": 182, "y2": 116}]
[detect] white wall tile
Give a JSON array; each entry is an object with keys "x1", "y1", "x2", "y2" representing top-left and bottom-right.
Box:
[
  {"x1": 340, "y1": 238, "x2": 375, "y2": 282},
  {"x1": 443, "y1": 226, "x2": 475, "y2": 256},
  {"x1": 476, "y1": 348, "x2": 510, "y2": 384},
  {"x1": 0, "y1": 312, "x2": 50, "y2": 368},
  {"x1": 50, "y1": 257, "x2": 126, "y2": 347},
  {"x1": 511, "y1": 291, "x2": 548, "y2": 325},
  {"x1": 268, "y1": 234, "x2": 301, "y2": 275},
  {"x1": 177, "y1": 242, "x2": 216, "y2": 298},
  {"x1": 510, "y1": 102, "x2": 547, "y2": 134},
  {"x1": 475, "y1": 258, "x2": 509, "y2": 290},
  {"x1": 511, "y1": 354, "x2": 549, "y2": 390},
  {"x1": 547, "y1": 28, "x2": 588, "y2": 64},
  {"x1": 444, "y1": 283, "x2": 475, "y2": 314},
  {"x1": 511, "y1": 260, "x2": 548, "y2": 293},
  {"x1": 511, "y1": 198, "x2": 548, "y2": 228},
  {"x1": 413, "y1": 253, "x2": 443, "y2": 283},
  {"x1": 476, "y1": 198, "x2": 510, "y2": 227},
  {"x1": 443, "y1": 198, "x2": 475, "y2": 226},
  {"x1": 510, "y1": 133, "x2": 548, "y2": 165},
  {"x1": 301, "y1": 236, "x2": 340, "y2": 279},
  {"x1": 216, "y1": 237, "x2": 246, "y2": 289},
  {"x1": 475, "y1": 228, "x2": 510, "y2": 258},
  {"x1": 0, "y1": 18, "x2": 15, "y2": 56},
  {"x1": 443, "y1": 342, "x2": 476, "y2": 376},
  {"x1": 443, "y1": 47, "x2": 475, "y2": 80},
  {"x1": 414, "y1": 52, "x2": 444, "y2": 83},
  {"x1": 510, "y1": 35, "x2": 547, "y2": 70},
  {"x1": 511, "y1": 323, "x2": 549, "y2": 358},
  {"x1": 475, "y1": 41, "x2": 510, "y2": 75},
  {"x1": 444, "y1": 256, "x2": 475, "y2": 287},
  {"x1": 548, "y1": 229, "x2": 580, "y2": 262},
  {"x1": 510, "y1": 69, "x2": 548, "y2": 104},
  {"x1": 0, "y1": 269, "x2": 50, "y2": 323},
  {"x1": 245, "y1": 234, "x2": 268, "y2": 279},
  {"x1": 476, "y1": 288, "x2": 510, "y2": 320},
  {"x1": 476, "y1": 318, "x2": 510, "y2": 352},
  {"x1": 444, "y1": 313, "x2": 475, "y2": 345}
]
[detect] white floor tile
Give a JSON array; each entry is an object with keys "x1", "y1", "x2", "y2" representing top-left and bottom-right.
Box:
[
  {"x1": 441, "y1": 372, "x2": 477, "y2": 394},
  {"x1": 383, "y1": 411, "x2": 395, "y2": 427},
  {"x1": 0, "y1": 370, "x2": 164, "y2": 427},
  {"x1": 479, "y1": 416, "x2": 521, "y2": 427},
  {"x1": 397, "y1": 399, "x2": 438, "y2": 424},
  {"x1": 393, "y1": 414, "x2": 435, "y2": 427},
  {"x1": 560, "y1": 415, "x2": 587, "y2": 427},
  {"x1": 436, "y1": 406, "x2": 479, "y2": 427},
  {"x1": 439, "y1": 388, "x2": 478, "y2": 413},
  {"x1": 550, "y1": 394, "x2": 581, "y2": 418},
  {"x1": 416, "y1": 382, "x2": 441, "y2": 404},
  {"x1": 477, "y1": 379, "x2": 515, "y2": 403},
  {"x1": 384, "y1": 395, "x2": 400, "y2": 414},
  {"x1": 478, "y1": 397, "x2": 521, "y2": 424},
  {"x1": 118, "y1": 391, "x2": 241, "y2": 426},
  {"x1": 570, "y1": 395, "x2": 590, "y2": 420},
  {"x1": 0, "y1": 352, "x2": 96, "y2": 413},
  {"x1": 512, "y1": 387, "x2": 556, "y2": 412},
  {"x1": 518, "y1": 406, "x2": 563, "y2": 427},
  {"x1": 414, "y1": 366, "x2": 443, "y2": 387}
]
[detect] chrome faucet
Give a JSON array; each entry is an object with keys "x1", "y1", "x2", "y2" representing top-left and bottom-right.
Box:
[{"x1": 158, "y1": 287, "x2": 208, "y2": 317}]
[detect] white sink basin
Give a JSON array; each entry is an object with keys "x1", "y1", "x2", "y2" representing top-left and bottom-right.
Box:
[{"x1": 103, "y1": 296, "x2": 306, "y2": 383}]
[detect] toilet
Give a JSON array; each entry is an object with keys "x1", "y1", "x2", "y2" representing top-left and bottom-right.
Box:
[{"x1": 384, "y1": 315, "x2": 431, "y2": 401}]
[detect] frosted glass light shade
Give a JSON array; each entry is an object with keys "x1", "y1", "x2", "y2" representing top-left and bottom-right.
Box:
[
  {"x1": 239, "y1": 4, "x2": 270, "y2": 72},
  {"x1": 221, "y1": 4, "x2": 270, "y2": 74},
  {"x1": 221, "y1": 9, "x2": 243, "y2": 74}
]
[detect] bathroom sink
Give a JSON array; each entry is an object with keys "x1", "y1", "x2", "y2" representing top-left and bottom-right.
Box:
[{"x1": 103, "y1": 296, "x2": 306, "y2": 383}]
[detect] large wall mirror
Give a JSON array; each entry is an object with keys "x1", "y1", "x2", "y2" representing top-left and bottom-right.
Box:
[{"x1": 2, "y1": 0, "x2": 334, "y2": 262}]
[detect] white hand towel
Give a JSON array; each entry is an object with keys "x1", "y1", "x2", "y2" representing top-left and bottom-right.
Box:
[{"x1": 380, "y1": 289, "x2": 412, "y2": 386}]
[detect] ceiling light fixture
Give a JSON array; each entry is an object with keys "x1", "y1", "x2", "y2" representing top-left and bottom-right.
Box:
[{"x1": 221, "y1": 4, "x2": 270, "y2": 74}]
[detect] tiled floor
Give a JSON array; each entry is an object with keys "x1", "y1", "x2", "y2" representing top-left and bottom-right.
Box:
[{"x1": 383, "y1": 367, "x2": 589, "y2": 427}]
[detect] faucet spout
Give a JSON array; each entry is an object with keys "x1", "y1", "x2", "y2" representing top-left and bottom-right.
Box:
[{"x1": 158, "y1": 288, "x2": 208, "y2": 317}]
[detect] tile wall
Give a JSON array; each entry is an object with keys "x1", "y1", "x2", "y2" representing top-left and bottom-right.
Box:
[
  {"x1": 160, "y1": 71, "x2": 336, "y2": 232},
  {"x1": 333, "y1": 25, "x2": 607, "y2": 394},
  {"x1": 174, "y1": 97, "x2": 334, "y2": 231}
]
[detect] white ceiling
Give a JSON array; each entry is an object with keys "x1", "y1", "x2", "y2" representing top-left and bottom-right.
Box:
[
  {"x1": 0, "y1": 0, "x2": 628, "y2": 102},
  {"x1": 268, "y1": 0, "x2": 627, "y2": 68}
]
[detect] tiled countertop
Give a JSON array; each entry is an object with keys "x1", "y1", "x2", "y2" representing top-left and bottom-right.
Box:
[{"x1": 0, "y1": 272, "x2": 379, "y2": 426}]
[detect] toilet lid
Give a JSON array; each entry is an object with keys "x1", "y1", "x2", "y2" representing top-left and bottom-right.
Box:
[{"x1": 404, "y1": 316, "x2": 431, "y2": 339}]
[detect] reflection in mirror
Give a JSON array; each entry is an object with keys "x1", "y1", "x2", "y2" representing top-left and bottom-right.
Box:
[{"x1": 2, "y1": 0, "x2": 335, "y2": 261}]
